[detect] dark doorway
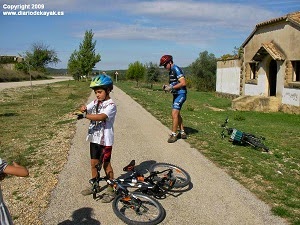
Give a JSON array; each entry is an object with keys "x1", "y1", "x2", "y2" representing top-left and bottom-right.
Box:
[{"x1": 269, "y1": 60, "x2": 277, "y2": 96}]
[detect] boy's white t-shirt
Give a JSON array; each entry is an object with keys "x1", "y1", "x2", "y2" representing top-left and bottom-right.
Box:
[{"x1": 85, "y1": 98, "x2": 116, "y2": 146}]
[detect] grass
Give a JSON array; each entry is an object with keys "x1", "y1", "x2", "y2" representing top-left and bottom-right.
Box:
[
  {"x1": 0, "y1": 67, "x2": 49, "y2": 82},
  {"x1": 115, "y1": 80, "x2": 300, "y2": 225},
  {"x1": 0, "y1": 80, "x2": 91, "y2": 167}
]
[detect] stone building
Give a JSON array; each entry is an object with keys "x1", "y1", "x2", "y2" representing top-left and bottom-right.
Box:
[
  {"x1": 216, "y1": 11, "x2": 300, "y2": 114},
  {"x1": 0, "y1": 55, "x2": 24, "y2": 70}
]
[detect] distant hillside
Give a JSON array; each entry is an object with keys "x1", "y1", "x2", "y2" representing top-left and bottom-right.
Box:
[
  {"x1": 46, "y1": 67, "x2": 128, "y2": 76},
  {"x1": 46, "y1": 67, "x2": 68, "y2": 75},
  {"x1": 46, "y1": 67, "x2": 191, "y2": 78}
]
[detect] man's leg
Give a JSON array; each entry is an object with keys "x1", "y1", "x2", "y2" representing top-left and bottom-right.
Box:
[
  {"x1": 178, "y1": 112, "x2": 183, "y2": 131},
  {"x1": 172, "y1": 109, "x2": 180, "y2": 133}
]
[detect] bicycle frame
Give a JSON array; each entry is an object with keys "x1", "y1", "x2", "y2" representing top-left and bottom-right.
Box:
[
  {"x1": 119, "y1": 160, "x2": 176, "y2": 198},
  {"x1": 91, "y1": 160, "x2": 167, "y2": 224}
]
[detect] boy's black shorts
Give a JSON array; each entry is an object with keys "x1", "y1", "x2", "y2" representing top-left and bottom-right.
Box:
[{"x1": 90, "y1": 143, "x2": 112, "y2": 162}]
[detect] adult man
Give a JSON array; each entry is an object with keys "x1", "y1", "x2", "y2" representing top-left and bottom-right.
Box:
[{"x1": 160, "y1": 55, "x2": 187, "y2": 143}]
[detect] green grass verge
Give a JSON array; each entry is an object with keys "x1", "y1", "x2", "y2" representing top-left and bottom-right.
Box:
[
  {"x1": 115, "y1": 80, "x2": 300, "y2": 225},
  {"x1": 0, "y1": 80, "x2": 91, "y2": 167}
]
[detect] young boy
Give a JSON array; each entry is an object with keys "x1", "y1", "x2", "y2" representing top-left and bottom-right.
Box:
[
  {"x1": 78, "y1": 74, "x2": 117, "y2": 203},
  {"x1": 160, "y1": 54, "x2": 187, "y2": 143}
]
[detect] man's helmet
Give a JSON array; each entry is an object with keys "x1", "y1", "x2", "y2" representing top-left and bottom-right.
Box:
[
  {"x1": 159, "y1": 55, "x2": 173, "y2": 67},
  {"x1": 90, "y1": 74, "x2": 113, "y2": 91}
]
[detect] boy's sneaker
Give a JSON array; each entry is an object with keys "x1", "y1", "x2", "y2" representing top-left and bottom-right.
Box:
[
  {"x1": 81, "y1": 186, "x2": 101, "y2": 196},
  {"x1": 81, "y1": 179, "x2": 100, "y2": 196},
  {"x1": 168, "y1": 134, "x2": 177, "y2": 143},
  {"x1": 101, "y1": 192, "x2": 115, "y2": 203}
]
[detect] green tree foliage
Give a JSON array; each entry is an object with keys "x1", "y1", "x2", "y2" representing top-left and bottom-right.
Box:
[
  {"x1": 67, "y1": 29, "x2": 101, "y2": 79},
  {"x1": 126, "y1": 61, "x2": 146, "y2": 86},
  {"x1": 22, "y1": 42, "x2": 60, "y2": 72},
  {"x1": 67, "y1": 50, "x2": 80, "y2": 80},
  {"x1": 145, "y1": 62, "x2": 160, "y2": 88},
  {"x1": 220, "y1": 46, "x2": 244, "y2": 60},
  {"x1": 78, "y1": 30, "x2": 101, "y2": 76},
  {"x1": 189, "y1": 51, "x2": 217, "y2": 91},
  {"x1": 14, "y1": 62, "x2": 29, "y2": 74}
]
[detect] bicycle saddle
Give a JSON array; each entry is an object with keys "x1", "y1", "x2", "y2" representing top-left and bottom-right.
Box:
[{"x1": 123, "y1": 160, "x2": 135, "y2": 171}]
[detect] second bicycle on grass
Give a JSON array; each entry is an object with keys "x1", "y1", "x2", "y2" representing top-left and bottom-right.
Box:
[{"x1": 221, "y1": 117, "x2": 269, "y2": 152}]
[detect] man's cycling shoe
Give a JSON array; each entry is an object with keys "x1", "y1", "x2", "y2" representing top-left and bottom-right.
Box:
[{"x1": 168, "y1": 134, "x2": 177, "y2": 143}]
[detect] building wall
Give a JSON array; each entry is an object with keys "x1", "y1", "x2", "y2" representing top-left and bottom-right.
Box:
[
  {"x1": 282, "y1": 88, "x2": 300, "y2": 106},
  {"x1": 242, "y1": 21, "x2": 300, "y2": 106},
  {"x1": 216, "y1": 59, "x2": 241, "y2": 95},
  {"x1": 244, "y1": 73, "x2": 269, "y2": 96},
  {"x1": 2, "y1": 63, "x2": 15, "y2": 70},
  {"x1": 216, "y1": 18, "x2": 300, "y2": 109},
  {"x1": 244, "y1": 22, "x2": 300, "y2": 62}
]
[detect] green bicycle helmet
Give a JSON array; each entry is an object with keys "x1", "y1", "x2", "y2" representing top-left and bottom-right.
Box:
[{"x1": 90, "y1": 74, "x2": 113, "y2": 91}]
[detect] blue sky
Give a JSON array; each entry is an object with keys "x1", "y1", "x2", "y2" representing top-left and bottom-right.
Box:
[{"x1": 1, "y1": 0, "x2": 300, "y2": 71}]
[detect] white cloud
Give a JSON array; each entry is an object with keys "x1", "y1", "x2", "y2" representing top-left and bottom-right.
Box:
[{"x1": 60, "y1": 0, "x2": 282, "y2": 46}]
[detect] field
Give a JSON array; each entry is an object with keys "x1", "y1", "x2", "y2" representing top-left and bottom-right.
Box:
[
  {"x1": 115, "y1": 80, "x2": 300, "y2": 225},
  {"x1": 0, "y1": 79, "x2": 299, "y2": 224},
  {"x1": 0, "y1": 80, "x2": 91, "y2": 224}
]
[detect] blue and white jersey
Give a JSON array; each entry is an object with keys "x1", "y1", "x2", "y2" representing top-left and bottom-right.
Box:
[{"x1": 169, "y1": 64, "x2": 187, "y2": 94}]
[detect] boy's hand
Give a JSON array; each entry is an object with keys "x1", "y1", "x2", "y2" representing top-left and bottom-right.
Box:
[
  {"x1": 77, "y1": 112, "x2": 86, "y2": 120},
  {"x1": 80, "y1": 105, "x2": 87, "y2": 112}
]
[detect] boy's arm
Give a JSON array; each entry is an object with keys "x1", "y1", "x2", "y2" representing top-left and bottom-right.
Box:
[
  {"x1": 4, "y1": 162, "x2": 29, "y2": 177},
  {"x1": 86, "y1": 113, "x2": 108, "y2": 121}
]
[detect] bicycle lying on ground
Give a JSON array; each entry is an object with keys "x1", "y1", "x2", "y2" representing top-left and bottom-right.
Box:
[
  {"x1": 120, "y1": 160, "x2": 191, "y2": 199},
  {"x1": 92, "y1": 162, "x2": 166, "y2": 225},
  {"x1": 221, "y1": 117, "x2": 269, "y2": 152},
  {"x1": 91, "y1": 159, "x2": 191, "y2": 224}
]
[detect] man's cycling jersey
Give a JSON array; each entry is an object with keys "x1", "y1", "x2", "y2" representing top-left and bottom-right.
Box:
[{"x1": 169, "y1": 64, "x2": 187, "y2": 95}]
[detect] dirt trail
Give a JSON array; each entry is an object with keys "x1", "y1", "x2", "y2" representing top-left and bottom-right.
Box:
[
  {"x1": 0, "y1": 76, "x2": 72, "y2": 91},
  {"x1": 41, "y1": 86, "x2": 287, "y2": 225}
]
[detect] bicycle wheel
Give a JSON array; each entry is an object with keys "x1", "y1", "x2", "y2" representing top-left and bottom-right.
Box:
[
  {"x1": 112, "y1": 192, "x2": 166, "y2": 225},
  {"x1": 149, "y1": 163, "x2": 191, "y2": 188},
  {"x1": 244, "y1": 135, "x2": 269, "y2": 152}
]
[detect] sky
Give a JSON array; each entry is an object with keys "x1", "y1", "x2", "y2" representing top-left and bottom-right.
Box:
[{"x1": 1, "y1": 0, "x2": 300, "y2": 71}]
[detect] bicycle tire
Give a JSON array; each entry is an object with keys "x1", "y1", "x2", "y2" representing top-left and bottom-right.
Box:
[
  {"x1": 244, "y1": 135, "x2": 269, "y2": 152},
  {"x1": 112, "y1": 192, "x2": 166, "y2": 225},
  {"x1": 149, "y1": 163, "x2": 191, "y2": 188}
]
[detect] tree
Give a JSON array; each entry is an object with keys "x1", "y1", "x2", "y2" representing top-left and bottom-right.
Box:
[
  {"x1": 22, "y1": 42, "x2": 60, "y2": 72},
  {"x1": 145, "y1": 62, "x2": 160, "y2": 88},
  {"x1": 67, "y1": 50, "x2": 80, "y2": 80},
  {"x1": 77, "y1": 29, "x2": 101, "y2": 76},
  {"x1": 189, "y1": 51, "x2": 217, "y2": 91},
  {"x1": 126, "y1": 61, "x2": 146, "y2": 86},
  {"x1": 67, "y1": 29, "x2": 101, "y2": 78}
]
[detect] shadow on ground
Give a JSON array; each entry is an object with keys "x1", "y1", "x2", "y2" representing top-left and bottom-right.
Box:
[
  {"x1": 185, "y1": 126, "x2": 199, "y2": 135},
  {"x1": 57, "y1": 207, "x2": 100, "y2": 225}
]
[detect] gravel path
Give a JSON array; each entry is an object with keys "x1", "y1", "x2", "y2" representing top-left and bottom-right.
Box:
[
  {"x1": 0, "y1": 76, "x2": 72, "y2": 91},
  {"x1": 41, "y1": 86, "x2": 287, "y2": 225}
]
